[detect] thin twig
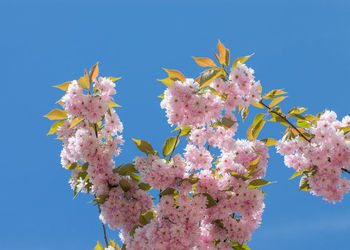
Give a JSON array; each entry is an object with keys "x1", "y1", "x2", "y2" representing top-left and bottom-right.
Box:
[
  {"x1": 342, "y1": 168, "x2": 350, "y2": 174},
  {"x1": 260, "y1": 100, "x2": 311, "y2": 143},
  {"x1": 169, "y1": 129, "x2": 182, "y2": 161}
]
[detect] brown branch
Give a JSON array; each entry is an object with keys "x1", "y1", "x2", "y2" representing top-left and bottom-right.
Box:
[
  {"x1": 260, "y1": 100, "x2": 311, "y2": 143},
  {"x1": 342, "y1": 168, "x2": 350, "y2": 174},
  {"x1": 169, "y1": 129, "x2": 182, "y2": 161},
  {"x1": 96, "y1": 199, "x2": 109, "y2": 246}
]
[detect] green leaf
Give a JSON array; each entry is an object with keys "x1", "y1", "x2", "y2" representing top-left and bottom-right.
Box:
[
  {"x1": 202, "y1": 192, "x2": 217, "y2": 208},
  {"x1": 184, "y1": 177, "x2": 200, "y2": 184},
  {"x1": 139, "y1": 210, "x2": 156, "y2": 225},
  {"x1": 232, "y1": 54, "x2": 254, "y2": 68},
  {"x1": 65, "y1": 162, "x2": 80, "y2": 170},
  {"x1": 263, "y1": 89, "x2": 287, "y2": 99},
  {"x1": 221, "y1": 117, "x2": 236, "y2": 129},
  {"x1": 304, "y1": 114, "x2": 319, "y2": 121},
  {"x1": 251, "y1": 102, "x2": 265, "y2": 109},
  {"x1": 131, "y1": 138, "x2": 154, "y2": 155},
  {"x1": 119, "y1": 179, "x2": 131, "y2": 192},
  {"x1": 157, "y1": 77, "x2": 174, "y2": 87},
  {"x1": 339, "y1": 127, "x2": 350, "y2": 135},
  {"x1": 130, "y1": 173, "x2": 141, "y2": 182},
  {"x1": 247, "y1": 117, "x2": 266, "y2": 141},
  {"x1": 261, "y1": 138, "x2": 277, "y2": 147},
  {"x1": 159, "y1": 187, "x2": 178, "y2": 197},
  {"x1": 94, "y1": 241, "x2": 104, "y2": 250},
  {"x1": 90, "y1": 194, "x2": 109, "y2": 206},
  {"x1": 129, "y1": 225, "x2": 141, "y2": 236},
  {"x1": 47, "y1": 120, "x2": 65, "y2": 135},
  {"x1": 296, "y1": 120, "x2": 311, "y2": 129},
  {"x1": 69, "y1": 117, "x2": 85, "y2": 129},
  {"x1": 158, "y1": 93, "x2": 164, "y2": 99},
  {"x1": 114, "y1": 163, "x2": 138, "y2": 176},
  {"x1": 288, "y1": 113, "x2": 306, "y2": 120},
  {"x1": 232, "y1": 242, "x2": 250, "y2": 250},
  {"x1": 199, "y1": 68, "x2": 224, "y2": 87},
  {"x1": 288, "y1": 107, "x2": 307, "y2": 115},
  {"x1": 162, "y1": 136, "x2": 180, "y2": 157},
  {"x1": 78, "y1": 69, "x2": 90, "y2": 89},
  {"x1": 138, "y1": 183, "x2": 153, "y2": 191},
  {"x1": 106, "y1": 76, "x2": 121, "y2": 82},
  {"x1": 269, "y1": 96, "x2": 287, "y2": 108},
  {"x1": 197, "y1": 86, "x2": 220, "y2": 96},
  {"x1": 180, "y1": 126, "x2": 191, "y2": 136},
  {"x1": 289, "y1": 170, "x2": 304, "y2": 180},
  {"x1": 247, "y1": 179, "x2": 274, "y2": 189}
]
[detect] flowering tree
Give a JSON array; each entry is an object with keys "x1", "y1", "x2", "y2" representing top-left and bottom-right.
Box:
[{"x1": 44, "y1": 41, "x2": 350, "y2": 250}]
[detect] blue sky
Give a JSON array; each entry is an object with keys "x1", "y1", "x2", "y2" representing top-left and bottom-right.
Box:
[{"x1": 1, "y1": 0, "x2": 350, "y2": 249}]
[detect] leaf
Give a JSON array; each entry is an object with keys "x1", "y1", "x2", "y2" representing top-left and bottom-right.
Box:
[
  {"x1": 47, "y1": 120, "x2": 65, "y2": 135},
  {"x1": 232, "y1": 242, "x2": 250, "y2": 250},
  {"x1": 138, "y1": 183, "x2": 153, "y2": 191},
  {"x1": 43, "y1": 109, "x2": 67, "y2": 120},
  {"x1": 131, "y1": 138, "x2": 154, "y2": 155},
  {"x1": 261, "y1": 138, "x2": 277, "y2": 147},
  {"x1": 339, "y1": 127, "x2": 350, "y2": 135},
  {"x1": 78, "y1": 69, "x2": 90, "y2": 89},
  {"x1": 107, "y1": 76, "x2": 121, "y2": 82},
  {"x1": 162, "y1": 68, "x2": 186, "y2": 82},
  {"x1": 199, "y1": 68, "x2": 224, "y2": 87},
  {"x1": 94, "y1": 241, "x2": 104, "y2": 250},
  {"x1": 232, "y1": 54, "x2": 254, "y2": 68},
  {"x1": 53, "y1": 81, "x2": 71, "y2": 91},
  {"x1": 69, "y1": 117, "x2": 85, "y2": 129},
  {"x1": 247, "y1": 113, "x2": 264, "y2": 140},
  {"x1": 157, "y1": 77, "x2": 174, "y2": 87},
  {"x1": 114, "y1": 163, "x2": 138, "y2": 176},
  {"x1": 158, "y1": 93, "x2": 164, "y2": 99},
  {"x1": 192, "y1": 57, "x2": 217, "y2": 67},
  {"x1": 251, "y1": 102, "x2": 265, "y2": 109},
  {"x1": 130, "y1": 173, "x2": 141, "y2": 182},
  {"x1": 180, "y1": 126, "x2": 191, "y2": 137},
  {"x1": 304, "y1": 114, "x2": 319, "y2": 121},
  {"x1": 288, "y1": 107, "x2": 307, "y2": 115},
  {"x1": 269, "y1": 96, "x2": 287, "y2": 108},
  {"x1": 119, "y1": 179, "x2": 131, "y2": 192},
  {"x1": 159, "y1": 187, "x2": 178, "y2": 197},
  {"x1": 288, "y1": 113, "x2": 306, "y2": 120},
  {"x1": 162, "y1": 136, "x2": 180, "y2": 157},
  {"x1": 299, "y1": 174, "x2": 310, "y2": 191},
  {"x1": 247, "y1": 179, "x2": 274, "y2": 189},
  {"x1": 241, "y1": 107, "x2": 249, "y2": 122},
  {"x1": 289, "y1": 170, "x2": 304, "y2": 180},
  {"x1": 296, "y1": 120, "x2": 311, "y2": 129},
  {"x1": 263, "y1": 89, "x2": 287, "y2": 99},
  {"x1": 139, "y1": 210, "x2": 156, "y2": 225},
  {"x1": 108, "y1": 101, "x2": 122, "y2": 108},
  {"x1": 65, "y1": 162, "x2": 80, "y2": 170},
  {"x1": 202, "y1": 192, "x2": 217, "y2": 208},
  {"x1": 221, "y1": 117, "x2": 236, "y2": 129},
  {"x1": 217, "y1": 40, "x2": 228, "y2": 66},
  {"x1": 89, "y1": 62, "x2": 99, "y2": 83}
]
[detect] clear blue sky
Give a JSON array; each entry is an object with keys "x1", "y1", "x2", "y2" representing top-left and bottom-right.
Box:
[{"x1": 1, "y1": 0, "x2": 350, "y2": 249}]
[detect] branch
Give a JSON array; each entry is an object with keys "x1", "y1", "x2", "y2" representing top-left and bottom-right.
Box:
[
  {"x1": 342, "y1": 168, "x2": 350, "y2": 174},
  {"x1": 96, "y1": 199, "x2": 109, "y2": 247},
  {"x1": 260, "y1": 100, "x2": 311, "y2": 143}
]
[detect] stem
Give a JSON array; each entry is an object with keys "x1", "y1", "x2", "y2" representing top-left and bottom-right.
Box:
[
  {"x1": 169, "y1": 129, "x2": 182, "y2": 161},
  {"x1": 96, "y1": 198, "x2": 109, "y2": 246},
  {"x1": 342, "y1": 168, "x2": 350, "y2": 174},
  {"x1": 260, "y1": 100, "x2": 311, "y2": 143}
]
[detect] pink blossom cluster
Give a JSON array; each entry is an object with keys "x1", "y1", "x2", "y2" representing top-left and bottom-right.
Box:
[
  {"x1": 277, "y1": 110, "x2": 350, "y2": 202},
  {"x1": 161, "y1": 63, "x2": 261, "y2": 127},
  {"x1": 56, "y1": 77, "x2": 153, "y2": 233}
]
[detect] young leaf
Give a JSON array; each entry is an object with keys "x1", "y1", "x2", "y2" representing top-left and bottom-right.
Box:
[
  {"x1": 289, "y1": 170, "x2": 304, "y2": 180},
  {"x1": 43, "y1": 109, "x2": 67, "y2": 120},
  {"x1": 78, "y1": 69, "x2": 90, "y2": 89},
  {"x1": 263, "y1": 89, "x2": 287, "y2": 99},
  {"x1": 114, "y1": 163, "x2": 138, "y2": 176},
  {"x1": 288, "y1": 107, "x2": 307, "y2": 115},
  {"x1": 107, "y1": 76, "x2": 121, "y2": 82},
  {"x1": 203, "y1": 192, "x2": 217, "y2": 208},
  {"x1": 247, "y1": 179, "x2": 274, "y2": 188},
  {"x1": 53, "y1": 81, "x2": 71, "y2": 91},
  {"x1": 47, "y1": 120, "x2": 65, "y2": 135},
  {"x1": 162, "y1": 68, "x2": 186, "y2": 82},
  {"x1": 261, "y1": 138, "x2": 277, "y2": 147},
  {"x1": 221, "y1": 117, "x2": 236, "y2": 129},
  {"x1": 299, "y1": 174, "x2": 310, "y2": 191},
  {"x1": 119, "y1": 179, "x2": 131, "y2": 192},
  {"x1": 251, "y1": 102, "x2": 265, "y2": 109},
  {"x1": 232, "y1": 54, "x2": 254, "y2": 68},
  {"x1": 89, "y1": 62, "x2": 99, "y2": 83},
  {"x1": 131, "y1": 138, "x2": 154, "y2": 155},
  {"x1": 94, "y1": 241, "x2": 104, "y2": 250},
  {"x1": 157, "y1": 77, "x2": 174, "y2": 87},
  {"x1": 192, "y1": 57, "x2": 217, "y2": 67},
  {"x1": 217, "y1": 40, "x2": 227, "y2": 65},
  {"x1": 269, "y1": 96, "x2": 287, "y2": 108},
  {"x1": 199, "y1": 68, "x2": 224, "y2": 87},
  {"x1": 162, "y1": 136, "x2": 180, "y2": 157},
  {"x1": 159, "y1": 187, "x2": 178, "y2": 197},
  {"x1": 241, "y1": 107, "x2": 249, "y2": 122},
  {"x1": 138, "y1": 183, "x2": 153, "y2": 191},
  {"x1": 108, "y1": 101, "x2": 122, "y2": 108},
  {"x1": 296, "y1": 120, "x2": 311, "y2": 129},
  {"x1": 69, "y1": 117, "x2": 85, "y2": 129},
  {"x1": 139, "y1": 210, "x2": 156, "y2": 225}
]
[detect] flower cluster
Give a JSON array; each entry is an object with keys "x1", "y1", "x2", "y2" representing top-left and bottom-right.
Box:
[{"x1": 277, "y1": 110, "x2": 350, "y2": 202}]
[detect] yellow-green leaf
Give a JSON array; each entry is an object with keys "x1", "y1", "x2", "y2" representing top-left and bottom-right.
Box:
[
  {"x1": 89, "y1": 62, "x2": 99, "y2": 83},
  {"x1": 232, "y1": 54, "x2": 254, "y2": 68},
  {"x1": 269, "y1": 96, "x2": 287, "y2": 108},
  {"x1": 47, "y1": 120, "x2": 65, "y2": 135},
  {"x1": 162, "y1": 136, "x2": 180, "y2": 157},
  {"x1": 43, "y1": 109, "x2": 67, "y2": 120},
  {"x1": 263, "y1": 89, "x2": 287, "y2": 99},
  {"x1": 131, "y1": 138, "x2": 154, "y2": 155},
  {"x1": 192, "y1": 57, "x2": 217, "y2": 67},
  {"x1": 69, "y1": 117, "x2": 85, "y2": 129},
  {"x1": 261, "y1": 138, "x2": 277, "y2": 147},
  {"x1": 162, "y1": 68, "x2": 186, "y2": 82},
  {"x1": 94, "y1": 241, "x2": 104, "y2": 250},
  {"x1": 288, "y1": 107, "x2": 307, "y2": 115},
  {"x1": 251, "y1": 102, "x2": 265, "y2": 109},
  {"x1": 199, "y1": 68, "x2": 224, "y2": 87},
  {"x1": 53, "y1": 81, "x2": 71, "y2": 91},
  {"x1": 247, "y1": 179, "x2": 274, "y2": 189},
  {"x1": 78, "y1": 69, "x2": 90, "y2": 89},
  {"x1": 289, "y1": 170, "x2": 304, "y2": 180},
  {"x1": 108, "y1": 101, "x2": 122, "y2": 108},
  {"x1": 107, "y1": 77, "x2": 121, "y2": 82},
  {"x1": 157, "y1": 77, "x2": 174, "y2": 87}
]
